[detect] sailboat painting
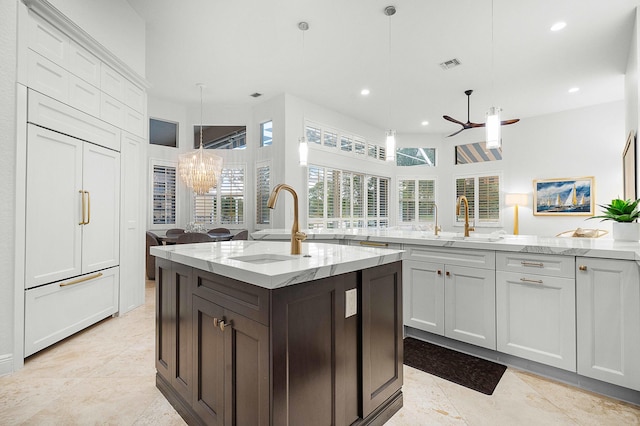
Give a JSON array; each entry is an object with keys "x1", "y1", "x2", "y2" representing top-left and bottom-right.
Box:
[{"x1": 533, "y1": 177, "x2": 595, "y2": 216}]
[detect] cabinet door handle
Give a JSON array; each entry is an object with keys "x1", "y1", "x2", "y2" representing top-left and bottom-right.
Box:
[
  {"x1": 79, "y1": 190, "x2": 86, "y2": 225},
  {"x1": 445, "y1": 271, "x2": 450, "y2": 277},
  {"x1": 59, "y1": 272, "x2": 103, "y2": 287},
  {"x1": 85, "y1": 190, "x2": 91, "y2": 224},
  {"x1": 520, "y1": 277, "x2": 543, "y2": 285},
  {"x1": 437, "y1": 270, "x2": 442, "y2": 275},
  {"x1": 218, "y1": 319, "x2": 232, "y2": 331},
  {"x1": 578, "y1": 265, "x2": 587, "y2": 271},
  {"x1": 359, "y1": 241, "x2": 388, "y2": 247},
  {"x1": 521, "y1": 261, "x2": 544, "y2": 268}
]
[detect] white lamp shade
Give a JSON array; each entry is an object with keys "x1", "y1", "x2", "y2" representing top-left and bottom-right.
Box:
[
  {"x1": 505, "y1": 193, "x2": 528, "y2": 207},
  {"x1": 485, "y1": 106, "x2": 501, "y2": 149}
]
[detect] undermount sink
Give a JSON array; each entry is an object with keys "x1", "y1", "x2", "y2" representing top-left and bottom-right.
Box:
[
  {"x1": 423, "y1": 232, "x2": 503, "y2": 242},
  {"x1": 229, "y1": 253, "x2": 298, "y2": 264}
]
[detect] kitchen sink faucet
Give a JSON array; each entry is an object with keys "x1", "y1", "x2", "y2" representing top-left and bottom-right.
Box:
[
  {"x1": 267, "y1": 183, "x2": 307, "y2": 254},
  {"x1": 456, "y1": 196, "x2": 475, "y2": 237}
]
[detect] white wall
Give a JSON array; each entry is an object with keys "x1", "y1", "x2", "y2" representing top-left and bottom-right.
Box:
[
  {"x1": 625, "y1": 8, "x2": 639, "y2": 196},
  {"x1": 0, "y1": 0, "x2": 18, "y2": 375},
  {"x1": 47, "y1": 0, "x2": 145, "y2": 76}
]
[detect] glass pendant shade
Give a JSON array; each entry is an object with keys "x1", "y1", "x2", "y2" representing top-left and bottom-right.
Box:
[
  {"x1": 385, "y1": 130, "x2": 396, "y2": 162},
  {"x1": 299, "y1": 136, "x2": 308, "y2": 166},
  {"x1": 178, "y1": 84, "x2": 223, "y2": 195},
  {"x1": 485, "y1": 106, "x2": 501, "y2": 149}
]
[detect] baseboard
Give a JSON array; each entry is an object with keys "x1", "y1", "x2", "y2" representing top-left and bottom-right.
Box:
[{"x1": 0, "y1": 353, "x2": 14, "y2": 377}]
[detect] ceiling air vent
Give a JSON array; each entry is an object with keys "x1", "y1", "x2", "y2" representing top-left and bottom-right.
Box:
[
  {"x1": 250, "y1": 92, "x2": 263, "y2": 98},
  {"x1": 439, "y1": 58, "x2": 461, "y2": 70}
]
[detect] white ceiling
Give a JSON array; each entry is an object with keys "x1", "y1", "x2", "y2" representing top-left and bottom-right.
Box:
[{"x1": 126, "y1": 0, "x2": 639, "y2": 135}]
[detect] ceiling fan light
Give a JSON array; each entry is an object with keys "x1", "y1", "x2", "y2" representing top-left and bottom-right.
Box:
[
  {"x1": 385, "y1": 130, "x2": 396, "y2": 161},
  {"x1": 485, "y1": 106, "x2": 501, "y2": 149}
]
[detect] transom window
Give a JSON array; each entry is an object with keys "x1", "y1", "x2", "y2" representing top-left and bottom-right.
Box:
[{"x1": 304, "y1": 121, "x2": 386, "y2": 163}]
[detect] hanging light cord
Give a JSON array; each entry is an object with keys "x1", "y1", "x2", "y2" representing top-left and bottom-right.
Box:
[
  {"x1": 199, "y1": 85, "x2": 204, "y2": 149},
  {"x1": 491, "y1": 0, "x2": 495, "y2": 104}
]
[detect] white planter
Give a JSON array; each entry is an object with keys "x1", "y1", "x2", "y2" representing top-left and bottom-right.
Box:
[{"x1": 612, "y1": 222, "x2": 640, "y2": 241}]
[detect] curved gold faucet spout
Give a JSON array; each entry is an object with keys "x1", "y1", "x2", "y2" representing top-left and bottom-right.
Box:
[
  {"x1": 267, "y1": 184, "x2": 307, "y2": 254},
  {"x1": 456, "y1": 196, "x2": 474, "y2": 237}
]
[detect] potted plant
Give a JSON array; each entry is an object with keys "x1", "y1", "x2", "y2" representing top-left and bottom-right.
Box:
[{"x1": 590, "y1": 198, "x2": 640, "y2": 241}]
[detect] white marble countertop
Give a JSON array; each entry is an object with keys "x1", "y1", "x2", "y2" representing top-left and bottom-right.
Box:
[
  {"x1": 251, "y1": 229, "x2": 640, "y2": 261},
  {"x1": 150, "y1": 241, "x2": 403, "y2": 289}
]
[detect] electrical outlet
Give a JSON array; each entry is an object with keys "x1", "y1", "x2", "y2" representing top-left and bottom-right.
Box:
[{"x1": 345, "y1": 288, "x2": 357, "y2": 318}]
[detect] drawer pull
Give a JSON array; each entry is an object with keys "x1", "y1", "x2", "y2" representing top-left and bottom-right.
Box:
[
  {"x1": 445, "y1": 271, "x2": 450, "y2": 277},
  {"x1": 213, "y1": 317, "x2": 232, "y2": 331},
  {"x1": 520, "y1": 277, "x2": 543, "y2": 285},
  {"x1": 521, "y1": 261, "x2": 544, "y2": 268},
  {"x1": 437, "y1": 270, "x2": 442, "y2": 275},
  {"x1": 359, "y1": 241, "x2": 388, "y2": 247},
  {"x1": 59, "y1": 272, "x2": 103, "y2": 287},
  {"x1": 578, "y1": 265, "x2": 587, "y2": 271}
]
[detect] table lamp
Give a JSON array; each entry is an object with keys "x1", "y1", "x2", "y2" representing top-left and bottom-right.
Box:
[{"x1": 505, "y1": 193, "x2": 528, "y2": 235}]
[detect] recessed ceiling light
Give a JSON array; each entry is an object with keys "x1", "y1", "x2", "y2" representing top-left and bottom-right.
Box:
[
  {"x1": 550, "y1": 22, "x2": 566, "y2": 32},
  {"x1": 361, "y1": 88, "x2": 370, "y2": 96},
  {"x1": 568, "y1": 87, "x2": 579, "y2": 93},
  {"x1": 421, "y1": 121, "x2": 429, "y2": 126}
]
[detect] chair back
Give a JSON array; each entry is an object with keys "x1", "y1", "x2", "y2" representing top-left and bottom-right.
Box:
[
  {"x1": 145, "y1": 232, "x2": 161, "y2": 280},
  {"x1": 208, "y1": 227, "x2": 230, "y2": 234},
  {"x1": 176, "y1": 232, "x2": 212, "y2": 244},
  {"x1": 166, "y1": 228, "x2": 186, "y2": 236},
  {"x1": 231, "y1": 230, "x2": 249, "y2": 240}
]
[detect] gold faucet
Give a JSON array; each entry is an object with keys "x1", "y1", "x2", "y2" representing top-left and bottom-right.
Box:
[
  {"x1": 433, "y1": 203, "x2": 441, "y2": 236},
  {"x1": 456, "y1": 196, "x2": 475, "y2": 237},
  {"x1": 267, "y1": 183, "x2": 307, "y2": 255}
]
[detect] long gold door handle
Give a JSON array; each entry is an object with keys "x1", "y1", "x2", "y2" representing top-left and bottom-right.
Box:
[
  {"x1": 59, "y1": 272, "x2": 103, "y2": 287},
  {"x1": 79, "y1": 190, "x2": 86, "y2": 225},
  {"x1": 359, "y1": 241, "x2": 388, "y2": 247},
  {"x1": 85, "y1": 190, "x2": 91, "y2": 224}
]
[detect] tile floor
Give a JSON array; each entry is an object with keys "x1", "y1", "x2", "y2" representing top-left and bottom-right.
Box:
[{"x1": 1, "y1": 280, "x2": 639, "y2": 425}]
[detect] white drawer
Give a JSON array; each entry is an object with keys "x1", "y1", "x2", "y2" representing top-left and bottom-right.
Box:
[
  {"x1": 405, "y1": 245, "x2": 495, "y2": 269},
  {"x1": 496, "y1": 252, "x2": 574, "y2": 278},
  {"x1": 24, "y1": 267, "x2": 119, "y2": 356},
  {"x1": 27, "y1": 50, "x2": 69, "y2": 103},
  {"x1": 28, "y1": 11, "x2": 69, "y2": 67},
  {"x1": 69, "y1": 41, "x2": 101, "y2": 87}
]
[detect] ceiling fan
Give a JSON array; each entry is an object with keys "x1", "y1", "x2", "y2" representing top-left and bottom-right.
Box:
[{"x1": 442, "y1": 90, "x2": 520, "y2": 137}]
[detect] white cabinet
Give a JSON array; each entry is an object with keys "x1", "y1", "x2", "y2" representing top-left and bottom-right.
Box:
[
  {"x1": 576, "y1": 257, "x2": 640, "y2": 391},
  {"x1": 403, "y1": 246, "x2": 496, "y2": 350},
  {"x1": 496, "y1": 252, "x2": 576, "y2": 371},
  {"x1": 25, "y1": 124, "x2": 120, "y2": 288}
]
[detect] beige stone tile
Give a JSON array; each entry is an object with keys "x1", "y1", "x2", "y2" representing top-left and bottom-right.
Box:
[
  {"x1": 434, "y1": 368, "x2": 578, "y2": 426},
  {"x1": 514, "y1": 370, "x2": 640, "y2": 426},
  {"x1": 132, "y1": 393, "x2": 187, "y2": 425}
]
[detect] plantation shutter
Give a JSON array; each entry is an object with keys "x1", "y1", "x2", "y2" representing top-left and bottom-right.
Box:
[
  {"x1": 256, "y1": 163, "x2": 270, "y2": 225},
  {"x1": 399, "y1": 180, "x2": 416, "y2": 223},
  {"x1": 308, "y1": 166, "x2": 325, "y2": 219},
  {"x1": 455, "y1": 177, "x2": 476, "y2": 222},
  {"x1": 418, "y1": 180, "x2": 435, "y2": 221},
  {"x1": 478, "y1": 175, "x2": 500, "y2": 222},
  {"x1": 152, "y1": 164, "x2": 177, "y2": 225},
  {"x1": 219, "y1": 167, "x2": 244, "y2": 224}
]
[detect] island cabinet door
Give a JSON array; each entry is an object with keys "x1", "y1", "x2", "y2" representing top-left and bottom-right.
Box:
[
  {"x1": 192, "y1": 295, "x2": 269, "y2": 426},
  {"x1": 272, "y1": 272, "x2": 360, "y2": 426},
  {"x1": 155, "y1": 259, "x2": 193, "y2": 404},
  {"x1": 361, "y1": 261, "x2": 403, "y2": 418}
]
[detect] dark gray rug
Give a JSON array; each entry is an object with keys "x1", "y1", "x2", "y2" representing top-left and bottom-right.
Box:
[{"x1": 403, "y1": 337, "x2": 507, "y2": 395}]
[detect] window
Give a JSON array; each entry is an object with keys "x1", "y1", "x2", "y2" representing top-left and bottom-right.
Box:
[
  {"x1": 193, "y1": 165, "x2": 245, "y2": 225},
  {"x1": 455, "y1": 142, "x2": 501, "y2": 164},
  {"x1": 152, "y1": 163, "x2": 177, "y2": 225},
  {"x1": 306, "y1": 125, "x2": 322, "y2": 145},
  {"x1": 256, "y1": 162, "x2": 271, "y2": 225},
  {"x1": 396, "y1": 147, "x2": 436, "y2": 166},
  {"x1": 398, "y1": 178, "x2": 436, "y2": 224},
  {"x1": 260, "y1": 121, "x2": 272, "y2": 147},
  {"x1": 197, "y1": 125, "x2": 246, "y2": 149},
  {"x1": 455, "y1": 174, "x2": 501, "y2": 225},
  {"x1": 149, "y1": 118, "x2": 178, "y2": 147},
  {"x1": 308, "y1": 165, "x2": 388, "y2": 229}
]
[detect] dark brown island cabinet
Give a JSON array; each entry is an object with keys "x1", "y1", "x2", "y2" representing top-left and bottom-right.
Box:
[{"x1": 155, "y1": 257, "x2": 403, "y2": 426}]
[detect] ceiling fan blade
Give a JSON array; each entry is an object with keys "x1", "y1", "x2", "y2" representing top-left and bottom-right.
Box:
[
  {"x1": 446, "y1": 128, "x2": 466, "y2": 137},
  {"x1": 443, "y1": 115, "x2": 465, "y2": 126},
  {"x1": 468, "y1": 122, "x2": 486, "y2": 128},
  {"x1": 500, "y1": 118, "x2": 520, "y2": 125}
]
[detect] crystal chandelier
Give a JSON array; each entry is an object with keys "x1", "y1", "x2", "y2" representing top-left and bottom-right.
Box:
[{"x1": 178, "y1": 84, "x2": 223, "y2": 195}]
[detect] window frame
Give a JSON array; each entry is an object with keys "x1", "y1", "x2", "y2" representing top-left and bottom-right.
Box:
[
  {"x1": 453, "y1": 172, "x2": 503, "y2": 228},
  {"x1": 149, "y1": 158, "x2": 179, "y2": 229},
  {"x1": 397, "y1": 176, "x2": 437, "y2": 225},
  {"x1": 192, "y1": 163, "x2": 246, "y2": 226},
  {"x1": 255, "y1": 160, "x2": 271, "y2": 227},
  {"x1": 260, "y1": 120, "x2": 273, "y2": 147}
]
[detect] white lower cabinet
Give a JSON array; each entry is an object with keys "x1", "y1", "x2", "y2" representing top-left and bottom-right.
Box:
[
  {"x1": 576, "y1": 257, "x2": 640, "y2": 391},
  {"x1": 403, "y1": 246, "x2": 496, "y2": 350},
  {"x1": 24, "y1": 267, "x2": 119, "y2": 357}
]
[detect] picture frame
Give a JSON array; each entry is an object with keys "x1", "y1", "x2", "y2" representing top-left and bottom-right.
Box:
[
  {"x1": 533, "y1": 176, "x2": 595, "y2": 216},
  {"x1": 623, "y1": 130, "x2": 636, "y2": 200}
]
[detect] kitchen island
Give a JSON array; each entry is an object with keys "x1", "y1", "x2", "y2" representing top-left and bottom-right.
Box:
[{"x1": 150, "y1": 241, "x2": 405, "y2": 426}]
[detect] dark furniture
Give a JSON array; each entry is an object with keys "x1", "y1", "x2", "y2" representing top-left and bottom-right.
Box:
[
  {"x1": 166, "y1": 228, "x2": 185, "y2": 236},
  {"x1": 207, "y1": 227, "x2": 230, "y2": 235},
  {"x1": 155, "y1": 259, "x2": 403, "y2": 425},
  {"x1": 230, "y1": 229, "x2": 248, "y2": 240},
  {"x1": 176, "y1": 233, "x2": 212, "y2": 244},
  {"x1": 145, "y1": 231, "x2": 161, "y2": 280}
]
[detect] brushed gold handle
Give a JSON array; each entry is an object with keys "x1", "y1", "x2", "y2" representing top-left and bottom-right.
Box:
[
  {"x1": 79, "y1": 190, "x2": 86, "y2": 225},
  {"x1": 578, "y1": 265, "x2": 587, "y2": 271},
  {"x1": 85, "y1": 191, "x2": 91, "y2": 224},
  {"x1": 521, "y1": 261, "x2": 544, "y2": 268},
  {"x1": 359, "y1": 241, "x2": 388, "y2": 247},
  {"x1": 59, "y1": 272, "x2": 103, "y2": 287},
  {"x1": 520, "y1": 277, "x2": 543, "y2": 284}
]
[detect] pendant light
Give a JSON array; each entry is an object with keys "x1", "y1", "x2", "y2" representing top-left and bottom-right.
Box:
[
  {"x1": 298, "y1": 21, "x2": 309, "y2": 166},
  {"x1": 178, "y1": 84, "x2": 223, "y2": 195},
  {"x1": 384, "y1": 6, "x2": 396, "y2": 162},
  {"x1": 485, "y1": 0, "x2": 501, "y2": 149}
]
